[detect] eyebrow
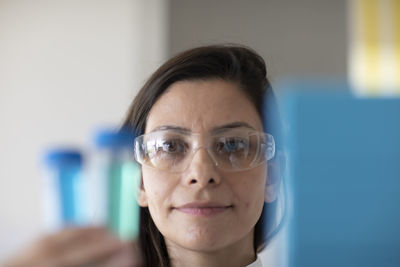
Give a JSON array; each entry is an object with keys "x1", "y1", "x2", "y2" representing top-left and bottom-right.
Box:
[
  {"x1": 150, "y1": 125, "x2": 191, "y2": 135},
  {"x1": 211, "y1": 122, "x2": 256, "y2": 133},
  {"x1": 149, "y1": 122, "x2": 255, "y2": 134}
]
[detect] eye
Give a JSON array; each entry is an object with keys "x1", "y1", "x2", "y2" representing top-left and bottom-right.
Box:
[
  {"x1": 215, "y1": 137, "x2": 248, "y2": 153},
  {"x1": 157, "y1": 138, "x2": 188, "y2": 154}
]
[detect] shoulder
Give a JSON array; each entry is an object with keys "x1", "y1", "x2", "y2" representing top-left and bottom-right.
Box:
[{"x1": 246, "y1": 256, "x2": 263, "y2": 267}]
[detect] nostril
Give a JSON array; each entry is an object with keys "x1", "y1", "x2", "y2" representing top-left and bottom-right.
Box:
[
  {"x1": 190, "y1": 179, "x2": 197, "y2": 184},
  {"x1": 209, "y1": 178, "x2": 215, "y2": 184}
]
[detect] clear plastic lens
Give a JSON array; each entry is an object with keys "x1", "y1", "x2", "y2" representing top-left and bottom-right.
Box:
[
  {"x1": 214, "y1": 136, "x2": 250, "y2": 154},
  {"x1": 134, "y1": 130, "x2": 275, "y2": 172}
]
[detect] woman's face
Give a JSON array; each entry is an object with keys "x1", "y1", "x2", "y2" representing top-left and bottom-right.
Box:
[{"x1": 139, "y1": 79, "x2": 271, "y2": 252}]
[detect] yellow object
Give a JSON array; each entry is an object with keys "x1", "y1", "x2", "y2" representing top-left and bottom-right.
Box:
[{"x1": 348, "y1": 0, "x2": 400, "y2": 95}]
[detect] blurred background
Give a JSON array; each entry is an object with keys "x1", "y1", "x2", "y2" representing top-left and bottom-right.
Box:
[{"x1": 0, "y1": 0, "x2": 349, "y2": 264}]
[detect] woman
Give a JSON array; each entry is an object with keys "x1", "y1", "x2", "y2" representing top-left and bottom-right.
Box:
[{"x1": 2, "y1": 44, "x2": 284, "y2": 267}]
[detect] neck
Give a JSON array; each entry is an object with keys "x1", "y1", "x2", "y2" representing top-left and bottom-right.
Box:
[{"x1": 166, "y1": 232, "x2": 256, "y2": 267}]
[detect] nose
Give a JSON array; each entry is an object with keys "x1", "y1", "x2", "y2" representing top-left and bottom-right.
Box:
[{"x1": 183, "y1": 147, "x2": 221, "y2": 187}]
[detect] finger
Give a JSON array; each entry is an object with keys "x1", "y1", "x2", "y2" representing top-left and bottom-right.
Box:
[
  {"x1": 52, "y1": 231, "x2": 125, "y2": 266},
  {"x1": 95, "y1": 242, "x2": 141, "y2": 267},
  {"x1": 42, "y1": 227, "x2": 116, "y2": 256},
  {"x1": 1, "y1": 227, "x2": 122, "y2": 267},
  {"x1": 41, "y1": 226, "x2": 107, "y2": 249}
]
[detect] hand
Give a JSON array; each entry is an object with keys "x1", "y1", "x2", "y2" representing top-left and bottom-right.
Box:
[{"x1": 1, "y1": 226, "x2": 142, "y2": 267}]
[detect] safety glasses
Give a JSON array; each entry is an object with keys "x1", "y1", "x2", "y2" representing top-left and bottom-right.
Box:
[{"x1": 134, "y1": 127, "x2": 275, "y2": 172}]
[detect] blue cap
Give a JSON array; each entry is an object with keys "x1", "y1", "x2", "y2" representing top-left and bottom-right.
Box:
[
  {"x1": 94, "y1": 128, "x2": 134, "y2": 149},
  {"x1": 44, "y1": 149, "x2": 83, "y2": 166}
]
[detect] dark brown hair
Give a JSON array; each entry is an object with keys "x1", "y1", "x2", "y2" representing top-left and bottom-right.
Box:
[{"x1": 121, "y1": 44, "x2": 283, "y2": 267}]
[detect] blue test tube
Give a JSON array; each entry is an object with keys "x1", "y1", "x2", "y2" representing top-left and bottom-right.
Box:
[{"x1": 43, "y1": 149, "x2": 85, "y2": 228}]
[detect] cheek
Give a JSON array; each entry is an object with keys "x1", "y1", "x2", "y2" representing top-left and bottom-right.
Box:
[
  {"x1": 232, "y1": 167, "x2": 266, "y2": 212},
  {"x1": 141, "y1": 167, "x2": 178, "y2": 212},
  {"x1": 142, "y1": 168, "x2": 167, "y2": 194}
]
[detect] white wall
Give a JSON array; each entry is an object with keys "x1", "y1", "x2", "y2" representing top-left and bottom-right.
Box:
[
  {"x1": 169, "y1": 0, "x2": 347, "y2": 81},
  {"x1": 0, "y1": 0, "x2": 167, "y2": 260}
]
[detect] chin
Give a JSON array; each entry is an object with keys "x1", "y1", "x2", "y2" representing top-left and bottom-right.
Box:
[
  {"x1": 176, "y1": 225, "x2": 238, "y2": 252},
  {"x1": 180, "y1": 238, "x2": 228, "y2": 252}
]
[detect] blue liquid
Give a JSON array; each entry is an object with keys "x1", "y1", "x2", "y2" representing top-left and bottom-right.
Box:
[
  {"x1": 44, "y1": 149, "x2": 84, "y2": 226},
  {"x1": 56, "y1": 165, "x2": 83, "y2": 224}
]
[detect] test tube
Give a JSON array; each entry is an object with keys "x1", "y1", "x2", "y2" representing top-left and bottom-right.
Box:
[
  {"x1": 93, "y1": 128, "x2": 141, "y2": 240},
  {"x1": 42, "y1": 149, "x2": 85, "y2": 230}
]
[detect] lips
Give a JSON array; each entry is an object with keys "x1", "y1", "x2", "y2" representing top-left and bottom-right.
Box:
[{"x1": 174, "y1": 202, "x2": 233, "y2": 216}]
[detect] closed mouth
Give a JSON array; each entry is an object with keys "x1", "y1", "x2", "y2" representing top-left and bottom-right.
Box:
[{"x1": 174, "y1": 202, "x2": 233, "y2": 216}]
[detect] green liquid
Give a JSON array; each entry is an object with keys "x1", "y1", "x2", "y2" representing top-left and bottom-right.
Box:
[{"x1": 107, "y1": 161, "x2": 141, "y2": 240}]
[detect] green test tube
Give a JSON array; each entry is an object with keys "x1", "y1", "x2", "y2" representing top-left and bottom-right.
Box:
[{"x1": 95, "y1": 128, "x2": 141, "y2": 240}]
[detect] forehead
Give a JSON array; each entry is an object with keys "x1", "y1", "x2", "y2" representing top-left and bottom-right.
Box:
[{"x1": 145, "y1": 79, "x2": 263, "y2": 133}]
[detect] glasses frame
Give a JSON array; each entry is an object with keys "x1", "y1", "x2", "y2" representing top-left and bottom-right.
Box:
[{"x1": 133, "y1": 128, "x2": 275, "y2": 172}]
